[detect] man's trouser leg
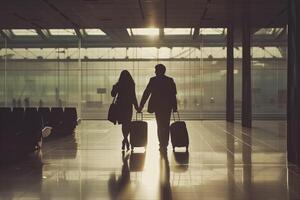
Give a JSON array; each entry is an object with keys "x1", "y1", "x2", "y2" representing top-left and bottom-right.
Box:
[{"x1": 155, "y1": 110, "x2": 171, "y2": 149}]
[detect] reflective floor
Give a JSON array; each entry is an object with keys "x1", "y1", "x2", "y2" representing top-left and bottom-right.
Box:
[{"x1": 1, "y1": 120, "x2": 300, "y2": 200}]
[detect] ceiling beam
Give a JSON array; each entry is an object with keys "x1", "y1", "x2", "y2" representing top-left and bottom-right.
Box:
[
  {"x1": 277, "y1": 46, "x2": 287, "y2": 58},
  {"x1": 274, "y1": 27, "x2": 287, "y2": 39},
  {"x1": 193, "y1": 28, "x2": 199, "y2": 40},
  {"x1": 101, "y1": 28, "x2": 130, "y2": 42},
  {"x1": 6, "y1": 58, "x2": 286, "y2": 62},
  {"x1": 2, "y1": 36, "x2": 286, "y2": 49},
  {"x1": 36, "y1": 29, "x2": 51, "y2": 40},
  {"x1": 74, "y1": 28, "x2": 85, "y2": 39},
  {"x1": 138, "y1": 0, "x2": 145, "y2": 20},
  {"x1": 159, "y1": 28, "x2": 164, "y2": 41},
  {"x1": 0, "y1": 30, "x2": 14, "y2": 40}
]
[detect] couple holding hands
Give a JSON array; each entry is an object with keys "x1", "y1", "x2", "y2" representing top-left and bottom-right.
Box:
[{"x1": 111, "y1": 64, "x2": 178, "y2": 151}]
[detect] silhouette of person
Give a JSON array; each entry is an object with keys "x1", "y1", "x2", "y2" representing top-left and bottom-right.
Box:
[
  {"x1": 39, "y1": 99, "x2": 44, "y2": 107},
  {"x1": 111, "y1": 70, "x2": 138, "y2": 150},
  {"x1": 12, "y1": 98, "x2": 16, "y2": 107},
  {"x1": 139, "y1": 64, "x2": 178, "y2": 151},
  {"x1": 24, "y1": 97, "x2": 30, "y2": 107}
]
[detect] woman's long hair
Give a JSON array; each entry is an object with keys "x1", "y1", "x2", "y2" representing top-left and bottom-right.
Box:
[{"x1": 118, "y1": 70, "x2": 135, "y2": 88}]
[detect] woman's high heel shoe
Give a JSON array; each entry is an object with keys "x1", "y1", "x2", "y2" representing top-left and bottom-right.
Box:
[
  {"x1": 121, "y1": 140, "x2": 126, "y2": 151},
  {"x1": 126, "y1": 140, "x2": 130, "y2": 150}
]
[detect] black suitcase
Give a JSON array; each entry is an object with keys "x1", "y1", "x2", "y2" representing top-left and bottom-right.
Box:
[
  {"x1": 130, "y1": 112, "x2": 148, "y2": 150},
  {"x1": 170, "y1": 112, "x2": 189, "y2": 151}
]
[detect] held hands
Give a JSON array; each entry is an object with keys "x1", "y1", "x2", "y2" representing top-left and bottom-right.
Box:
[
  {"x1": 134, "y1": 105, "x2": 143, "y2": 113},
  {"x1": 137, "y1": 106, "x2": 143, "y2": 113}
]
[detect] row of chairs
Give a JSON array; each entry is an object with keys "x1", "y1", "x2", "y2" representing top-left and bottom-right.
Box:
[
  {"x1": 0, "y1": 107, "x2": 78, "y2": 161},
  {"x1": 38, "y1": 107, "x2": 78, "y2": 137}
]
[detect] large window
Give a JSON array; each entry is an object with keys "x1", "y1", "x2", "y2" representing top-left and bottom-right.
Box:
[{"x1": 0, "y1": 28, "x2": 287, "y2": 119}]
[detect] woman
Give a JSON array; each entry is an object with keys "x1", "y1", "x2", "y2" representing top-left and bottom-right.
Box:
[{"x1": 111, "y1": 70, "x2": 138, "y2": 150}]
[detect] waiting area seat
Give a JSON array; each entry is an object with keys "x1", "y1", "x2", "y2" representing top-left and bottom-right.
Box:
[
  {"x1": 63, "y1": 107, "x2": 78, "y2": 130},
  {"x1": 48, "y1": 107, "x2": 77, "y2": 137},
  {"x1": 0, "y1": 107, "x2": 78, "y2": 163},
  {"x1": 38, "y1": 107, "x2": 51, "y2": 126}
]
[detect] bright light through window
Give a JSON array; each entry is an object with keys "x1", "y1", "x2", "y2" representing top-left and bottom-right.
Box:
[
  {"x1": 11, "y1": 29, "x2": 38, "y2": 36},
  {"x1": 164, "y1": 28, "x2": 192, "y2": 35},
  {"x1": 127, "y1": 28, "x2": 159, "y2": 36},
  {"x1": 200, "y1": 28, "x2": 226, "y2": 35},
  {"x1": 84, "y1": 29, "x2": 106, "y2": 35},
  {"x1": 49, "y1": 29, "x2": 76, "y2": 36}
]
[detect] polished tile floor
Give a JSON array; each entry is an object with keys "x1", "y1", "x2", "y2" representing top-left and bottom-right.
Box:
[{"x1": 1, "y1": 120, "x2": 300, "y2": 200}]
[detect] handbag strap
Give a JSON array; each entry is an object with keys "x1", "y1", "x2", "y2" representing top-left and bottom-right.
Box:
[
  {"x1": 172, "y1": 111, "x2": 180, "y2": 122},
  {"x1": 112, "y1": 94, "x2": 118, "y2": 104}
]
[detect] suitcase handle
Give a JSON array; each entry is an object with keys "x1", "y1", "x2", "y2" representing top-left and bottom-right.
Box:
[
  {"x1": 172, "y1": 111, "x2": 180, "y2": 121},
  {"x1": 136, "y1": 112, "x2": 143, "y2": 121}
]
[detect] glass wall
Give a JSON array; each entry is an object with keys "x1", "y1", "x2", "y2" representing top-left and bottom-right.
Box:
[
  {"x1": 0, "y1": 27, "x2": 287, "y2": 120},
  {"x1": 4, "y1": 47, "x2": 80, "y2": 109},
  {"x1": 251, "y1": 28, "x2": 287, "y2": 118},
  {"x1": 233, "y1": 27, "x2": 287, "y2": 119},
  {"x1": 80, "y1": 57, "x2": 227, "y2": 119}
]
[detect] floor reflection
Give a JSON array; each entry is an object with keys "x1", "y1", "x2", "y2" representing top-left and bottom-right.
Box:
[
  {"x1": 226, "y1": 123, "x2": 235, "y2": 200},
  {"x1": 171, "y1": 151, "x2": 189, "y2": 172},
  {"x1": 288, "y1": 166, "x2": 300, "y2": 200},
  {"x1": 130, "y1": 152, "x2": 146, "y2": 172},
  {"x1": 0, "y1": 150, "x2": 43, "y2": 199},
  {"x1": 42, "y1": 134, "x2": 78, "y2": 159},
  {"x1": 1, "y1": 120, "x2": 300, "y2": 200},
  {"x1": 160, "y1": 152, "x2": 172, "y2": 200},
  {"x1": 242, "y1": 127, "x2": 252, "y2": 200},
  {"x1": 108, "y1": 152, "x2": 130, "y2": 200}
]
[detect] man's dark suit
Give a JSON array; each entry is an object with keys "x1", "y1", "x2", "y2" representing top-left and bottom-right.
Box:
[{"x1": 140, "y1": 75, "x2": 177, "y2": 148}]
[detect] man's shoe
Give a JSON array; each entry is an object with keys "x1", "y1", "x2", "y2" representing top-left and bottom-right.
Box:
[{"x1": 159, "y1": 146, "x2": 167, "y2": 152}]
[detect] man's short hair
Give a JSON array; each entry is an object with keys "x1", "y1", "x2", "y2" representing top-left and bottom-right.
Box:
[{"x1": 155, "y1": 64, "x2": 166, "y2": 75}]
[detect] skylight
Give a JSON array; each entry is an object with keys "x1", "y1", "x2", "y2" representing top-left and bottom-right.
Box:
[
  {"x1": 200, "y1": 28, "x2": 226, "y2": 35},
  {"x1": 164, "y1": 28, "x2": 192, "y2": 35},
  {"x1": 11, "y1": 29, "x2": 38, "y2": 36},
  {"x1": 127, "y1": 28, "x2": 159, "y2": 36},
  {"x1": 254, "y1": 28, "x2": 284, "y2": 35},
  {"x1": 84, "y1": 29, "x2": 106, "y2": 35},
  {"x1": 49, "y1": 29, "x2": 76, "y2": 36},
  {"x1": 255, "y1": 28, "x2": 274, "y2": 35}
]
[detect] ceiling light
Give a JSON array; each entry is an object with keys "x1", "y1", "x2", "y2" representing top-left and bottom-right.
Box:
[
  {"x1": 84, "y1": 29, "x2": 106, "y2": 35},
  {"x1": 164, "y1": 28, "x2": 192, "y2": 35},
  {"x1": 49, "y1": 29, "x2": 76, "y2": 36},
  {"x1": 11, "y1": 29, "x2": 38, "y2": 36},
  {"x1": 200, "y1": 28, "x2": 226, "y2": 35}
]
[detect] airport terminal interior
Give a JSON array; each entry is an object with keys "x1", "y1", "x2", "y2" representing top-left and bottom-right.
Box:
[{"x1": 0, "y1": 0, "x2": 300, "y2": 199}]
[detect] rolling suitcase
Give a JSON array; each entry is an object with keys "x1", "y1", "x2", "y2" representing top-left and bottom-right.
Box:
[
  {"x1": 170, "y1": 112, "x2": 189, "y2": 151},
  {"x1": 130, "y1": 112, "x2": 148, "y2": 150}
]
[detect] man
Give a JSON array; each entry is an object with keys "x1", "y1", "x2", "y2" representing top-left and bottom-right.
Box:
[{"x1": 138, "y1": 64, "x2": 177, "y2": 151}]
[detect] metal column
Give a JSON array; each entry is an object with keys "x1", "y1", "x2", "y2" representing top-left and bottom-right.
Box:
[
  {"x1": 242, "y1": 14, "x2": 252, "y2": 128},
  {"x1": 287, "y1": 0, "x2": 300, "y2": 166},
  {"x1": 226, "y1": 25, "x2": 234, "y2": 122}
]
